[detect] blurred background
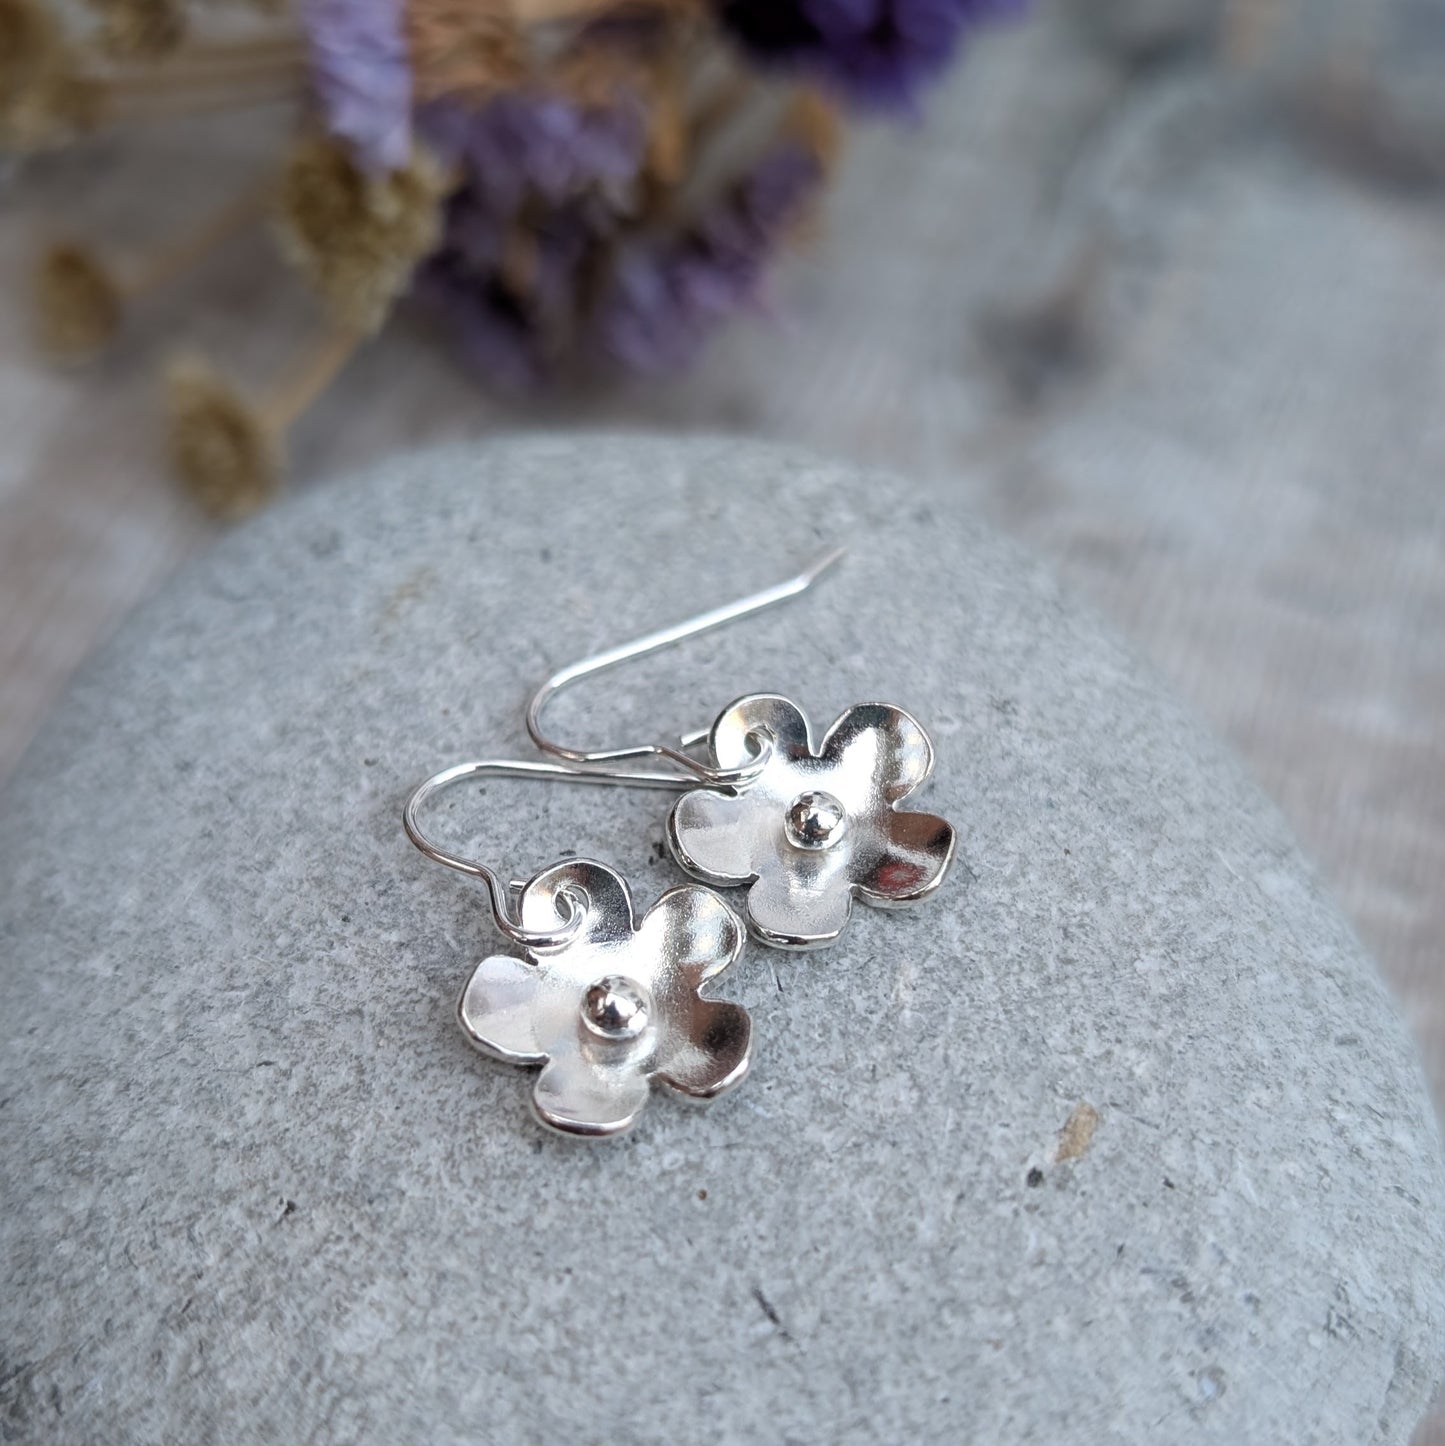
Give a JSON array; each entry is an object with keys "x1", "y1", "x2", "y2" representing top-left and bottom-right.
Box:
[{"x1": 2, "y1": 0, "x2": 1443, "y2": 1431}]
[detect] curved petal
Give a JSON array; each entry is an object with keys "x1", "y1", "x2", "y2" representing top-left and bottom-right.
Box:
[
  {"x1": 856, "y1": 812, "x2": 957, "y2": 908},
  {"x1": 667, "y1": 790, "x2": 758, "y2": 887},
  {"x1": 655, "y1": 999, "x2": 752, "y2": 1101},
  {"x1": 636, "y1": 884, "x2": 745, "y2": 988},
  {"x1": 457, "y1": 954, "x2": 546, "y2": 1063},
  {"x1": 519, "y1": 859, "x2": 635, "y2": 945},
  {"x1": 744, "y1": 862, "x2": 854, "y2": 950},
  {"x1": 530, "y1": 1051, "x2": 652, "y2": 1138},
  {"x1": 820, "y1": 703, "x2": 934, "y2": 807},
  {"x1": 710, "y1": 694, "x2": 814, "y2": 772}
]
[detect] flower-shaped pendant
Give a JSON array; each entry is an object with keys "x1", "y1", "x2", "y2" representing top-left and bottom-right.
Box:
[
  {"x1": 668, "y1": 696, "x2": 956, "y2": 948},
  {"x1": 457, "y1": 859, "x2": 752, "y2": 1137}
]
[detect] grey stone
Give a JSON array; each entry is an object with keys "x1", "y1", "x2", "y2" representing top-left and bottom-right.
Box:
[{"x1": 1, "y1": 434, "x2": 1441, "y2": 1444}]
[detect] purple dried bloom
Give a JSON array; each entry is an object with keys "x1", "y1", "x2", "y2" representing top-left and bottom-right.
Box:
[
  {"x1": 413, "y1": 258, "x2": 543, "y2": 392},
  {"x1": 412, "y1": 186, "x2": 604, "y2": 390},
  {"x1": 595, "y1": 143, "x2": 824, "y2": 374},
  {"x1": 301, "y1": 0, "x2": 412, "y2": 173},
  {"x1": 416, "y1": 89, "x2": 647, "y2": 211},
  {"x1": 713, "y1": 0, "x2": 1023, "y2": 109},
  {"x1": 410, "y1": 84, "x2": 653, "y2": 388}
]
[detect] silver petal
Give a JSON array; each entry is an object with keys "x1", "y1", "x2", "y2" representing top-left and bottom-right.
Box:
[
  {"x1": 709, "y1": 693, "x2": 815, "y2": 771},
  {"x1": 744, "y1": 860, "x2": 855, "y2": 950},
  {"x1": 531, "y1": 1052, "x2": 653, "y2": 1137},
  {"x1": 856, "y1": 812, "x2": 957, "y2": 907},
  {"x1": 655, "y1": 999, "x2": 752, "y2": 1099},
  {"x1": 667, "y1": 789, "x2": 758, "y2": 887},
  {"x1": 819, "y1": 703, "x2": 935, "y2": 806},
  {"x1": 635, "y1": 884, "x2": 745, "y2": 987},
  {"x1": 457, "y1": 954, "x2": 547, "y2": 1063}
]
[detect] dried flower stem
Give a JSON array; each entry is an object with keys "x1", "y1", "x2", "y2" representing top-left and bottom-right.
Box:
[
  {"x1": 97, "y1": 69, "x2": 305, "y2": 121},
  {"x1": 94, "y1": 32, "x2": 305, "y2": 79},
  {"x1": 261, "y1": 322, "x2": 360, "y2": 435},
  {"x1": 78, "y1": 35, "x2": 305, "y2": 120},
  {"x1": 125, "y1": 181, "x2": 269, "y2": 297},
  {"x1": 510, "y1": 0, "x2": 656, "y2": 24}
]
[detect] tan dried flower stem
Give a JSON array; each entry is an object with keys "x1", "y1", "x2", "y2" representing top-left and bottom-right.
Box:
[
  {"x1": 94, "y1": 35, "x2": 305, "y2": 101},
  {"x1": 80, "y1": 35, "x2": 305, "y2": 121},
  {"x1": 138, "y1": 180, "x2": 270, "y2": 295},
  {"x1": 406, "y1": 0, "x2": 523, "y2": 105},
  {"x1": 510, "y1": 0, "x2": 656, "y2": 22},
  {"x1": 168, "y1": 324, "x2": 360, "y2": 518},
  {"x1": 643, "y1": 45, "x2": 687, "y2": 186},
  {"x1": 95, "y1": 32, "x2": 305, "y2": 76},
  {"x1": 783, "y1": 87, "x2": 842, "y2": 173},
  {"x1": 264, "y1": 322, "x2": 362, "y2": 433}
]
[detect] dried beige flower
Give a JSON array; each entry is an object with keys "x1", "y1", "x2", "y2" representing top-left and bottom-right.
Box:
[
  {"x1": 34, "y1": 243, "x2": 123, "y2": 361},
  {"x1": 0, "y1": 0, "x2": 55, "y2": 82},
  {"x1": 89, "y1": 0, "x2": 187, "y2": 59},
  {"x1": 166, "y1": 356, "x2": 282, "y2": 519},
  {"x1": 33, "y1": 184, "x2": 266, "y2": 363},
  {"x1": 274, "y1": 135, "x2": 448, "y2": 333},
  {"x1": 165, "y1": 325, "x2": 359, "y2": 516},
  {"x1": 0, "y1": 0, "x2": 102, "y2": 149},
  {"x1": 2, "y1": 68, "x2": 101, "y2": 148}
]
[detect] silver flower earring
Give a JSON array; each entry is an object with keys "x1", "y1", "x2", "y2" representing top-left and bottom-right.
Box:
[
  {"x1": 405, "y1": 760, "x2": 753, "y2": 1138},
  {"x1": 524, "y1": 551, "x2": 958, "y2": 950}
]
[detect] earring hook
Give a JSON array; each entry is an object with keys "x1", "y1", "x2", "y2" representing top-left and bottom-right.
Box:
[
  {"x1": 525, "y1": 546, "x2": 845, "y2": 787},
  {"x1": 404, "y1": 757, "x2": 687, "y2": 949}
]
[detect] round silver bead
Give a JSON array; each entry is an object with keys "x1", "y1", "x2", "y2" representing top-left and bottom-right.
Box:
[
  {"x1": 580, "y1": 975, "x2": 651, "y2": 1041},
  {"x1": 784, "y1": 790, "x2": 848, "y2": 851}
]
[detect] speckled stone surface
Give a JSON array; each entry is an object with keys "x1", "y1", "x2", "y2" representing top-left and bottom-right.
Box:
[{"x1": 1, "y1": 435, "x2": 1441, "y2": 1443}]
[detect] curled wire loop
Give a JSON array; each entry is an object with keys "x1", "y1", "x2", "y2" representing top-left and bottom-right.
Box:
[{"x1": 403, "y1": 758, "x2": 685, "y2": 949}]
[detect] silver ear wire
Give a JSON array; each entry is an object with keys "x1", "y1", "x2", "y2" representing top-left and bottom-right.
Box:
[
  {"x1": 524, "y1": 546, "x2": 845, "y2": 789},
  {"x1": 403, "y1": 758, "x2": 686, "y2": 949}
]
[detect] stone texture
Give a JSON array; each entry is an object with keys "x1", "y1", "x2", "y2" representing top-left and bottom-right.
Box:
[{"x1": 1, "y1": 435, "x2": 1442, "y2": 1444}]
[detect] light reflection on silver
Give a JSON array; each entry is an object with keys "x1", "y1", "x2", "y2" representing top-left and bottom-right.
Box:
[
  {"x1": 784, "y1": 790, "x2": 848, "y2": 851},
  {"x1": 581, "y1": 975, "x2": 651, "y2": 1041}
]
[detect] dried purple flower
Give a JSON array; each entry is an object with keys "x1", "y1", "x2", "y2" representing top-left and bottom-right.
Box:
[
  {"x1": 412, "y1": 191, "x2": 601, "y2": 391},
  {"x1": 712, "y1": 0, "x2": 1021, "y2": 109},
  {"x1": 413, "y1": 258, "x2": 543, "y2": 391},
  {"x1": 301, "y1": 0, "x2": 412, "y2": 174},
  {"x1": 416, "y1": 87, "x2": 648, "y2": 211},
  {"x1": 595, "y1": 141, "x2": 825, "y2": 374},
  {"x1": 410, "y1": 83, "x2": 652, "y2": 388}
]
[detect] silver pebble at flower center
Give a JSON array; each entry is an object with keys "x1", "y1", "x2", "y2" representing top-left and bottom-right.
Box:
[
  {"x1": 581, "y1": 976, "x2": 652, "y2": 1040},
  {"x1": 784, "y1": 790, "x2": 848, "y2": 850}
]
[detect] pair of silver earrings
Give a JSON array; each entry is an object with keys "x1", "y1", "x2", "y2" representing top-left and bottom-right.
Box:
[{"x1": 404, "y1": 550, "x2": 957, "y2": 1138}]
